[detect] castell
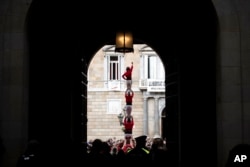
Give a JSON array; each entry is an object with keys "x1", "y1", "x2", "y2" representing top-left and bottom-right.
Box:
[{"x1": 122, "y1": 62, "x2": 134, "y2": 140}]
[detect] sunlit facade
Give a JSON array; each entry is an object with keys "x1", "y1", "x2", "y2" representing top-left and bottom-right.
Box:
[{"x1": 87, "y1": 44, "x2": 166, "y2": 141}]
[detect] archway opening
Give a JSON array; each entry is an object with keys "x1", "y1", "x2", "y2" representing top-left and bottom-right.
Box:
[{"x1": 84, "y1": 43, "x2": 169, "y2": 142}]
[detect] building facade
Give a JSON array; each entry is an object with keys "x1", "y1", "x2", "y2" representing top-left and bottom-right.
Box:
[{"x1": 87, "y1": 44, "x2": 166, "y2": 141}]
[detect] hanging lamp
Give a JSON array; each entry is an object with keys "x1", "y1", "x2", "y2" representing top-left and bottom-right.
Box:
[{"x1": 115, "y1": 31, "x2": 134, "y2": 53}]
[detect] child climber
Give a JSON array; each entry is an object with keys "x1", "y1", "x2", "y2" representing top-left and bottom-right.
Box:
[{"x1": 122, "y1": 62, "x2": 133, "y2": 89}]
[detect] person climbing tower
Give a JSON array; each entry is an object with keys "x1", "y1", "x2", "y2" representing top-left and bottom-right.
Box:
[
  {"x1": 124, "y1": 88, "x2": 134, "y2": 116},
  {"x1": 125, "y1": 88, "x2": 134, "y2": 106},
  {"x1": 120, "y1": 61, "x2": 135, "y2": 140},
  {"x1": 123, "y1": 115, "x2": 134, "y2": 136},
  {"x1": 125, "y1": 105, "x2": 132, "y2": 117},
  {"x1": 122, "y1": 62, "x2": 133, "y2": 89}
]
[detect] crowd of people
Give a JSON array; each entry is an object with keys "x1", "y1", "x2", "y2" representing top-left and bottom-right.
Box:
[
  {"x1": 16, "y1": 135, "x2": 175, "y2": 166},
  {"x1": 14, "y1": 135, "x2": 250, "y2": 166},
  {"x1": 84, "y1": 135, "x2": 174, "y2": 163}
]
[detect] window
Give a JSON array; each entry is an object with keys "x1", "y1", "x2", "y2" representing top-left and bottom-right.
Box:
[
  {"x1": 139, "y1": 51, "x2": 165, "y2": 92},
  {"x1": 148, "y1": 55, "x2": 164, "y2": 79},
  {"x1": 141, "y1": 54, "x2": 164, "y2": 80},
  {"x1": 104, "y1": 54, "x2": 123, "y2": 91},
  {"x1": 109, "y1": 56, "x2": 120, "y2": 80},
  {"x1": 148, "y1": 56, "x2": 156, "y2": 79}
]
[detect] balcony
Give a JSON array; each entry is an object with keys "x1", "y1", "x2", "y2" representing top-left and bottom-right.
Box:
[{"x1": 139, "y1": 79, "x2": 165, "y2": 92}]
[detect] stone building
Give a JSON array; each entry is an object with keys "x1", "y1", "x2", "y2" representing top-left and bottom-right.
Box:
[{"x1": 87, "y1": 44, "x2": 165, "y2": 140}]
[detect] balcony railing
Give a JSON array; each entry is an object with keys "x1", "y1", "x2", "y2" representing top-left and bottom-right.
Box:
[{"x1": 139, "y1": 79, "x2": 165, "y2": 92}]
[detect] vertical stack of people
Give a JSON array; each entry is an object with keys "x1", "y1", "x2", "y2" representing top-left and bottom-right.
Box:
[{"x1": 122, "y1": 62, "x2": 134, "y2": 142}]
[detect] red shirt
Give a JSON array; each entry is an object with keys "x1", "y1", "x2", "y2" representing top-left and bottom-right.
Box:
[
  {"x1": 123, "y1": 117, "x2": 134, "y2": 130},
  {"x1": 125, "y1": 90, "x2": 134, "y2": 103},
  {"x1": 122, "y1": 65, "x2": 133, "y2": 80}
]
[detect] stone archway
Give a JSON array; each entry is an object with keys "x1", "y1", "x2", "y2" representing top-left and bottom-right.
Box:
[{"x1": 25, "y1": 1, "x2": 218, "y2": 166}]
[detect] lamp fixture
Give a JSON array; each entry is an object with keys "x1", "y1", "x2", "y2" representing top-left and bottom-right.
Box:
[{"x1": 115, "y1": 31, "x2": 134, "y2": 53}]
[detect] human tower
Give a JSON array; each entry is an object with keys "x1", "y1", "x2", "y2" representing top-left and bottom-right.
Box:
[{"x1": 122, "y1": 62, "x2": 134, "y2": 139}]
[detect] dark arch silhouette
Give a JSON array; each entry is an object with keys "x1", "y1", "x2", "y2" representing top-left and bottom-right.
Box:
[
  {"x1": 161, "y1": 108, "x2": 167, "y2": 140},
  {"x1": 26, "y1": 0, "x2": 218, "y2": 166}
]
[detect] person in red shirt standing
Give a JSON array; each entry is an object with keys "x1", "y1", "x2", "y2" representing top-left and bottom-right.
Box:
[
  {"x1": 122, "y1": 135, "x2": 135, "y2": 154},
  {"x1": 124, "y1": 89, "x2": 134, "y2": 116},
  {"x1": 122, "y1": 62, "x2": 133, "y2": 89},
  {"x1": 123, "y1": 115, "x2": 134, "y2": 136},
  {"x1": 125, "y1": 89, "x2": 134, "y2": 106}
]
